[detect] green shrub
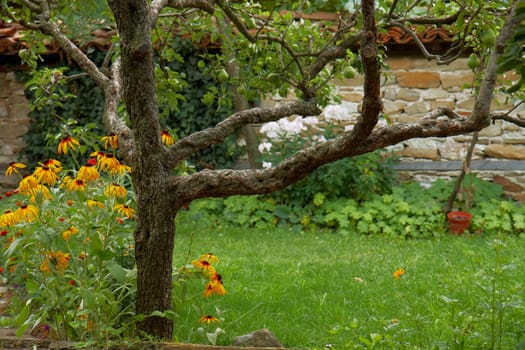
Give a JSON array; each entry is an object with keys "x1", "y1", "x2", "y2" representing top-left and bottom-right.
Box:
[
  {"x1": 270, "y1": 150, "x2": 396, "y2": 207},
  {"x1": 181, "y1": 175, "x2": 524, "y2": 239}
]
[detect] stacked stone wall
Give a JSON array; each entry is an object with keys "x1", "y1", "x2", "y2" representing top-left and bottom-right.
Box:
[
  {"x1": 0, "y1": 71, "x2": 30, "y2": 191},
  {"x1": 333, "y1": 55, "x2": 525, "y2": 198}
]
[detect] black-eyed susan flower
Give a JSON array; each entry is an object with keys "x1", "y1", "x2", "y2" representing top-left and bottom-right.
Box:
[
  {"x1": 66, "y1": 178, "x2": 86, "y2": 192},
  {"x1": 90, "y1": 151, "x2": 106, "y2": 163},
  {"x1": 33, "y1": 165, "x2": 59, "y2": 186},
  {"x1": 40, "y1": 250, "x2": 70, "y2": 274},
  {"x1": 192, "y1": 258, "x2": 216, "y2": 274},
  {"x1": 104, "y1": 183, "x2": 127, "y2": 198},
  {"x1": 18, "y1": 175, "x2": 39, "y2": 196},
  {"x1": 114, "y1": 204, "x2": 135, "y2": 219},
  {"x1": 203, "y1": 278, "x2": 227, "y2": 297},
  {"x1": 97, "y1": 153, "x2": 120, "y2": 172},
  {"x1": 30, "y1": 185, "x2": 52, "y2": 202},
  {"x1": 0, "y1": 209, "x2": 16, "y2": 227},
  {"x1": 41, "y1": 159, "x2": 63, "y2": 173},
  {"x1": 14, "y1": 203, "x2": 38, "y2": 223},
  {"x1": 200, "y1": 253, "x2": 219, "y2": 264},
  {"x1": 198, "y1": 315, "x2": 220, "y2": 324},
  {"x1": 161, "y1": 130, "x2": 174, "y2": 146},
  {"x1": 62, "y1": 227, "x2": 79, "y2": 240},
  {"x1": 77, "y1": 163, "x2": 100, "y2": 182},
  {"x1": 87, "y1": 199, "x2": 105, "y2": 209},
  {"x1": 5, "y1": 162, "x2": 26, "y2": 177},
  {"x1": 101, "y1": 133, "x2": 118, "y2": 149},
  {"x1": 393, "y1": 268, "x2": 405, "y2": 279},
  {"x1": 109, "y1": 163, "x2": 132, "y2": 175},
  {"x1": 57, "y1": 136, "x2": 80, "y2": 154}
]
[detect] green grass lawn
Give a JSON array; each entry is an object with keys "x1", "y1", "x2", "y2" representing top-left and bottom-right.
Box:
[{"x1": 172, "y1": 222, "x2": 525, "y2": 349}]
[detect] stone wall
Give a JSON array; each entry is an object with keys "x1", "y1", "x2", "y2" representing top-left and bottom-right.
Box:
[
  {"x1": 332, "y1": 54, "x2": 525, "y2": 198},
  {"x1": 0, "y1": 71, "x2": 30, "y2": 191}
]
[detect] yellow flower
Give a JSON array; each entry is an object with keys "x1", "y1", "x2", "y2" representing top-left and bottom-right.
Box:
[
  {"x1": 40, "y1": 250, "x2": 70, "y2": 274},
  {"x1": 62, "y1": 227, "x2": 79, "y2": 240},
  {"x1": 101, "y1": 133, "x2": 118, "y2": 149},
  {"x1": 30, "y1": 185, "x2": 52, "y2": 202},
  {"x1": 200, "y1": 253, "x2": 219, "y2": 264},
  {"x1": 114, "y1": 204, "x2": 135, "y2": 219},
  {"x1": 5, "y1": 162, "x2": 26, "y2": 176},
  {"x1": 33, "y1": 165, "x2": 59, "y2": 186},
  {"x1": 77, "y1": 163, "x2": 100, "y2": 182},
  {"x1": 0, "y1": 209, "x2": 16, "y2": 227},
  {"x1": 87, "y1": 199, "x2": 105, "y2": 209},
  {"x1": 90, "y1": 151, "x2": 106, "y2": 163},
  {"x1": 14, "y1": 203, "x2": 38, "y2": 223},
  {"x1": 198, "y1": 315, "x2": 220, "y2": 324},
  {"x1": 97, "y1": 153, "x2": 121, "y2": 172},
  {"x1": 161, "y1": 130, "x2": 174, "y2": 146},
  {"x1": 203, "y1": 278, "x2": 227, "y2": 297},
  {"x1": 393, "y1": 268, "x2": 406, "y2": 279},
  {"x1": 104, "y1": 183, "x2": 127, "y2": 198},
  {"x1": 57, "y1": 136, "x2": 80, "y2": 154},
  {"x1": 66, "y1": 178, "x2": 86, "y2": 192},
  {"x1": 19, "y1": 175, "x2": 39, "y2": 196},
  {"x1": 109, "y1": 163, "x2": 132, "y2": 175},
  {"x1": 41, "y1": 159, "x2": 63, "y2": 173},
  {"x1": 192, "y1": 258, "x2": 216, "y2": 274}
]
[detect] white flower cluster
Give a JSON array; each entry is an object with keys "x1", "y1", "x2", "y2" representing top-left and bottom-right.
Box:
[
  {"x1": 259, "y1": 116, "x2": 313, "y2": 140},
  {"x1": 323, "y1": 104, "x2": 351, "y2": 122}
]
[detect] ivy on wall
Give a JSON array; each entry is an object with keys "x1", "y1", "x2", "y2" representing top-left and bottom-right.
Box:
[{"x1": 21, "y1": 39, "x2": 242, "y2": 170}]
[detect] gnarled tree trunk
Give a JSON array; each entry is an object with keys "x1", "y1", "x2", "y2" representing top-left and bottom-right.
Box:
[{"x1": 108, "y1": 0, "x2": 176, "y2": 339}]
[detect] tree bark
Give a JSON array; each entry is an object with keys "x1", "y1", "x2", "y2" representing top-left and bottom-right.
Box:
[{"x1": 108, "y1": 0, "x2": 176, "y2": 339}]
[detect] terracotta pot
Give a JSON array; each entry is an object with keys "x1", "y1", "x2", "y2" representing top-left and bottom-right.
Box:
[{"x1": 447, "y1": 211, "x2": 473, "y2": 235}]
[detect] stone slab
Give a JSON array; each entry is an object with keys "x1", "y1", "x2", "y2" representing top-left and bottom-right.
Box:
[{"x1": 393, "y1": 160, "x2": 525, "y2": 171}]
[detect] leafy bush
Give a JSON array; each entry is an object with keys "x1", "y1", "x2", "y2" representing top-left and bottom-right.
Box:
[{"x1": 271, "y1": 150, "x2": 396, "y2": 207}]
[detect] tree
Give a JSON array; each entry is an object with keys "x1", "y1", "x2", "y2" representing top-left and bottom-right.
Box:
[{"x1": 2, "y1": 0, "x2": 524, "y2": 339}]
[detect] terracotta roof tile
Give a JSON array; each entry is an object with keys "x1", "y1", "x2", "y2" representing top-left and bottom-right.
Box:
[
  {"x1": 0, "y1": 20, "x2": 113, "y2": 56},
  {"x1": 0, "y1": 13, "x2": 454, "y2": 58}
]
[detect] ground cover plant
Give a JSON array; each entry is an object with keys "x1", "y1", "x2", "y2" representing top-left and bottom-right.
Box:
[
  {"x1": 188, "y1": 173, "x2": 525, "y2": 238},
  {"x1": 171, "y1": 220, "x2": 525, "y2": 349}
]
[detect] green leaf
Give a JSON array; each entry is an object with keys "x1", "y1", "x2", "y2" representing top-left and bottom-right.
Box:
[{"x1": 105, "y1": 261, "x2": 128, "y2": 284}]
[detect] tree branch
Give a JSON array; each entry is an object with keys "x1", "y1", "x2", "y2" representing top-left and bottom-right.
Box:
[
  {"x1": 348, "y1": 0, "x2": 381, "y2": 141},
  {"x1": 169, "y1": 112, "x2": 479, "y2": 206},
  {"x1": 150, "y1": 0, "x2": 214, "y2": 24},
  {"x1": 167, "y1": 101, "x2": 321, "y2": 168},
  {"x1": 102, "y1": 59, "x2": 134, "y2": 162},
  {"x1": 468, "y1": 0, "x2": 521, "y2": 128},
  {"x1": 36, "y1": 16, "x2": 111, "y2": 88}
]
